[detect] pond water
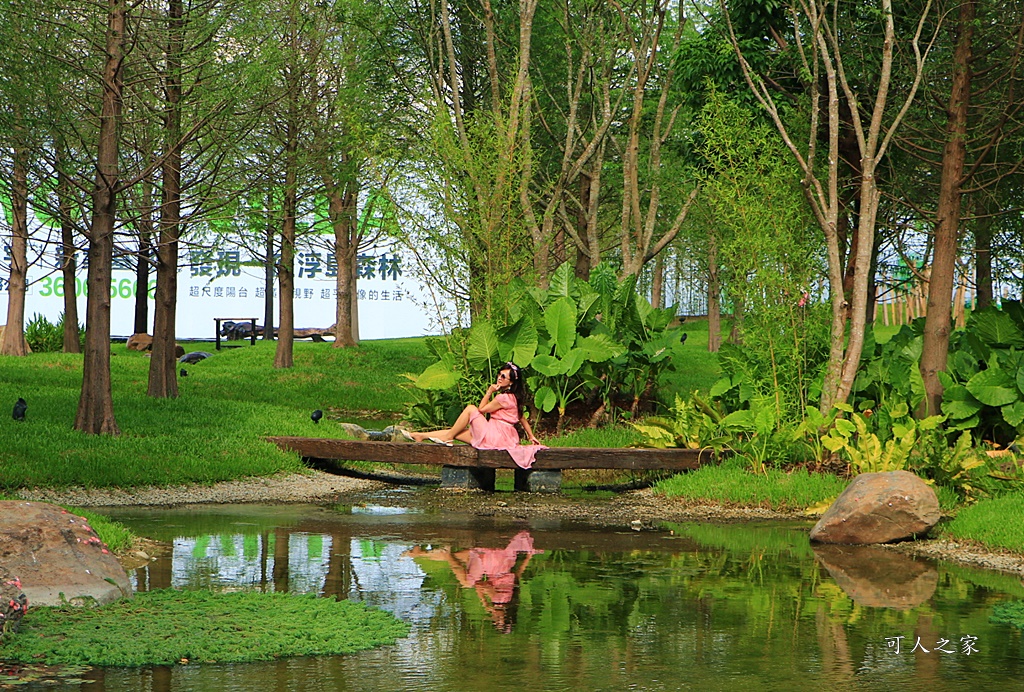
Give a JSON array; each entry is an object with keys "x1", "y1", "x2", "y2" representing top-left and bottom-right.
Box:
[{"x1": 70, "y1": 493, "x2": 1024, "y2": 690}]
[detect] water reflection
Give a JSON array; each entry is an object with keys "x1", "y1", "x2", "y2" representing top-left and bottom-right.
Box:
[
  {"x1": 813, "y1": 544, "x2": 938, "y2": 610},
  {"x1": 405, "y1": 531, "x2": 542, "y2": 632},
  {"x1": 92, "y1": 505, "x2": 1024, "y2": 692}
]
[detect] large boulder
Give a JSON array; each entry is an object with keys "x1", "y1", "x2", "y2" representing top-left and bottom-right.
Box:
[
  {"x1": 126, "y1": 333, "x2": 153, "y2": 351},
  {"x1": 810, "y1": 470, "x2": 940, "y2": 544},
  {"x1": 813, "y1": 544, "x2": 938, "y2": 609},
  {"x1": 0, "y1": 501, "x2": 131, "y2": 606}
]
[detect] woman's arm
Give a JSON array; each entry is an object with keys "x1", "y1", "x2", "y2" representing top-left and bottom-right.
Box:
[
  {"x1": 477, "y1": 385, "x2": 504, "y2": 414},
  {"x1": 519, "y1": 412, "x2": 540, "y2": 444}
]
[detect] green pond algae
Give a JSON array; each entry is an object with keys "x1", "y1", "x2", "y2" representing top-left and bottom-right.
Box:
[{"x1": 1, "y1": 589, "x2": 408, "y2": 666}]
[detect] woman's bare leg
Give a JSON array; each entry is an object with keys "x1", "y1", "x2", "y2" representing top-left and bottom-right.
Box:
[{"x1": 410, "y1": 405, "x2": 477, "y2": 442}]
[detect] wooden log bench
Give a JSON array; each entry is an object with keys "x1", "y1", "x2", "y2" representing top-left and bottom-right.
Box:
[{"x1": 266, "y1": 437, "x2": 718, "y2": 493}]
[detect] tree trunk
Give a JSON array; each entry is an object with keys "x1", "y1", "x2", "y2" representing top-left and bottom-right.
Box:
[
  {"x1": 274, "y1": 8, "x2": 300, "y2": 368},
  {"x1": 328, "y1": 181, "x2": 358, "y2": 348},
  {"x1": 274, "y1": 121, "x2": 297, "y2": 369},
  {"x1": 920, "y1": 0, "x2": 974, "y2": 417},
  {"x1": 74, "y1": 0, "x2": 125, "y2": 435},
  {"x1": 651, "y1": 252, "x2": 665, "y2": 308},
  {"x1": 707, "y1": 233, "x2": 721, "y2": 353},
  {"x1": 974, "y1": 210, "x2": 993, "y2": 310},
  {"x1": 147, "y1": 0, "x2": 183, "y2": 399},
  {"x1": 134, "y1": 179, "x2": 154, "y2": 335},
  {"x1": 728, "y1": 296, "x2": 744, "y2": 345},
  {"x1": 1, "y1": 145, "x2": 30, "y2": 356},
  {"x1": 263, "y1": 211, "x2": 275, "y2": 340},
  {"x1": 56, "y1": 150, "x2": 81, "y2": 353}
]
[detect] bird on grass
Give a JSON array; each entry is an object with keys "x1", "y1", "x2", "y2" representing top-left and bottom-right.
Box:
[
  {"x1": 12, "y1": 398, "x2": 26, "y2": 421},
  {"x1": 311, "y1": 409, "x2": 323, "y2": 424},
  {"x1": 180, "y1": 368, "x2": 188, "y2": 378}
]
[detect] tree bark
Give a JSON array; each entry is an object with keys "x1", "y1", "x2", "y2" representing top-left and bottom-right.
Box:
[
  {"x1": 327, "y1": 178, "x2": 358, "y2": 348},
  {"x1": 75, "y1": 0, "x2": 125, "y2": 435},
  {"x1": 651, "y1": 252, "x2": 665, "y2": 308},
  {"x1": 57, "y1": 159, "x2": 81, "y2": 353},
  {"x1": 1, "y1": 145, "x2": 30, "y2": 356},
  {"x1": 147, "y1": 0, "x2": 183, "y2": 399},
  {"x1": 707, "y1": 232, "x2": 721, "y2": 353},
  {"x1": 263, "y1": 202, "x2": 275, "y2": 340},
  {"x1": 274, "y1": 117, "x2": 297, "y2": 368},
  {"x1": 920, "y1": 0, "x2": 974, "y2": 417},
  {"x1": 274, "y1": 8, "x2": 300, "y2": 369},
  {"x1": 133, "y1": 179, "x2": 154, "y2": 335},
  {"x1": 973, "y1": 210, "x2": 993, "y2": 310}
]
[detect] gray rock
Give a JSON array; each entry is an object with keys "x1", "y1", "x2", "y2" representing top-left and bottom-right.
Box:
[
  {"x1": 179, "y1": 351, "x2": 213, "y2": 364},
  {"x1": 809, "y1": 470, "x2": 940, "y2": 544},
  {"x1": 0, "y1": 501, "x2": 131, "y2": 606}
]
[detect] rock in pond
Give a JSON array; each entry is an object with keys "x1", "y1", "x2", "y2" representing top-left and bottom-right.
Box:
[
  {"x1": 813, "y1": 544, "x2": 938, "y2": 609},
  {"x1": 0, "y1": 501, "x2": 131, "y2": 606},
  {"x1": 809, "y1": 470, "x2": 940, "y2": 544}
]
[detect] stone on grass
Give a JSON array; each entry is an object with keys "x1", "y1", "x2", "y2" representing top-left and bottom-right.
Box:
[
  {"x1": 812, "y1": 544, "x2": 937, "y2": 609},
  {"x1": 809, "y1": 470, "x2": 940, "y2": 544},
  {"x1": 126, "y1": 333, "x2": 153, "y2": 351},
  {"x1": 0, "y1": 501, "x2": 131, "y2": 607}
]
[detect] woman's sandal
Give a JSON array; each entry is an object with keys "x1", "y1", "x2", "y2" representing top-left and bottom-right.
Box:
[
  {"x1": 394, "y1": 428, "x2": 416, "y2": 442},
  {"x1": 426, "y1": 436, "x2": 453, "y2": 446}
]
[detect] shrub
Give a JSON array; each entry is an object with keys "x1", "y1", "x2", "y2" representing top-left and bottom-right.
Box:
[{"x1": 24, "y1": 313, "x2": 82, "y2": 353}]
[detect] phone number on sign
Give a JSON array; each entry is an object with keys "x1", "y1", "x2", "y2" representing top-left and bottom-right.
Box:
[{"x1": 37, "y1": 276, "x2": 156, "y2": 299}]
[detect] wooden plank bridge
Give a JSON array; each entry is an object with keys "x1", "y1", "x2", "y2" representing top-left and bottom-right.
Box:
[{"x1": 267, "y1": 437, "x2": 718, "y2": 493}]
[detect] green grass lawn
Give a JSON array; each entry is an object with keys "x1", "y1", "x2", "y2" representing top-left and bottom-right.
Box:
[
  {"x1": 0, "y1": 339, "x2": 434, "y2": 489},
  {"x1": 941, "y1": 491, "x2": 1024, "y2": 552}
]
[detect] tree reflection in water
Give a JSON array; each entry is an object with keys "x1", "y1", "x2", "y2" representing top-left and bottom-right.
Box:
[{"x1": 405, "y1": 531, "x2": 542, "y2": 633}]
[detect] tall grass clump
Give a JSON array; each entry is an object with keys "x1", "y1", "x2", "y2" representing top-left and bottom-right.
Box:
[{"x1": 654, "y1": 457, "x2": 848, "y2": 511}]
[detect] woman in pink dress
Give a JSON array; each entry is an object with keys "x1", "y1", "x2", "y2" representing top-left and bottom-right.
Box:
[{"x1": 408, "y1": 362, "x2": 545, "y2": 468}]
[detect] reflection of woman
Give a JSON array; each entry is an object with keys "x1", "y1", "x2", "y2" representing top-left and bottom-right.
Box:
[
  {"x1": 408, "y1": 362, "x2": 545, "y2": 469},
  {"x1": 406, "y1": 531, "x2": 542, "y2": 633}
]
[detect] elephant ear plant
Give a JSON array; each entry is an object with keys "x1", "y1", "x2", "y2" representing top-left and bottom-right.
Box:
[
  {"x1": 402, "y1": 262, "x2": 686, "y2": 431},
  {"x1": 939, "y1": 302, "x2": 1024, "y2": 445}
]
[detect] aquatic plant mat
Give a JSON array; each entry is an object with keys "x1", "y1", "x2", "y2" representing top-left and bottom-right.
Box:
[{"x1": 1, "y1": 590, "x2": 409, "y2": 666}]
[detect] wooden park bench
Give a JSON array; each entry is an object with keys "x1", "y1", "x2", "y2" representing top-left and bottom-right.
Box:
[{"x1": 266, "y1": 437, "x2": 719, "y2": 493}]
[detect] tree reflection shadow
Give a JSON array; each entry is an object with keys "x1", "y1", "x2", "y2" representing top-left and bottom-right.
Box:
[{"x1": 405, "y1": 531, "x2": 542, "y2": 633}]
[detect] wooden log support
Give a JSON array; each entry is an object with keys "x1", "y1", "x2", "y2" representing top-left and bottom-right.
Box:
[{"x1": 267, "y1": 438, "x2": 717, "y2": 493}]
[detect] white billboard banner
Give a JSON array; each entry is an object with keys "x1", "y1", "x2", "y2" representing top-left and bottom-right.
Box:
[{"x1": 1, "y1": 238, "x2": 440, "y2": 341}]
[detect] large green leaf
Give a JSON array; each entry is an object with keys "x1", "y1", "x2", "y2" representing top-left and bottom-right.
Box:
[
  {"x1": 965, "y1": 368, "x2": 1020, "y2": 407},
  {"x1": 968, "y1": 308, "x2": 1024, "y2": 348},
  {"x1": 576, "y1": 333, "x2": 624, "y2": 361},
  {"x1": 547, "y1": 262, "x2": 573, "y2": 302},
  {"x1": 1002, "y1": 400, "x2": 1024, "y2": 428},
  {"x1": 576, "y1": 290, "x2": 601, "y2": 323},
  {"x1": 1019, "y1": 364, "x2": 1024, "y2": 396},
  {"x1": 719, "y1": 409, "x2": 755, "y2": 432},
  {"x1": 709, "y1": 377, "x2": 734, "y2": 397},
  {"x1": 562, "y1": 348, "x2": 587, "y2": 377},
  {"x1": 497, "y1": 317, "x2": 538, "y2": 368},
  {"x1": 466, "y1": 321, "x2": 499, "y2": 370},
  {"x1": 531, "y1": 354, "x2": 567, "y2": 377},
  {"x1": 535, "y1": 386, "x2": 557, "y2": 413},
  {"x1": 544, "y1": 297, "x2": 577, "y2": 357},
  {"x1": 415, "y1": 361, "x2": 459, "y2": 390},
  {"x1": 942, "y1": 385, "x2": 983, "y2": 420}
]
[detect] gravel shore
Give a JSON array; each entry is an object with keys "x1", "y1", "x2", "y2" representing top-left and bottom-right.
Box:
[{"x1": 16, "y1": 469, "x2": 1024, "y2": 578}]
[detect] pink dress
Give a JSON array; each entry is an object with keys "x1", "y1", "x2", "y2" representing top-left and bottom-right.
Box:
[
  {"x1": 468, "y1": 392, "x2": 547, "y2": 469},
  {"x1": 464, "y1": 531, "x2": 543, "y2": 604}
]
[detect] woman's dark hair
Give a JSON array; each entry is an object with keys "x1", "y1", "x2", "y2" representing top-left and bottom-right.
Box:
[{"x1": 500, "y1": 362, "x2": 527, "y2": 418}]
